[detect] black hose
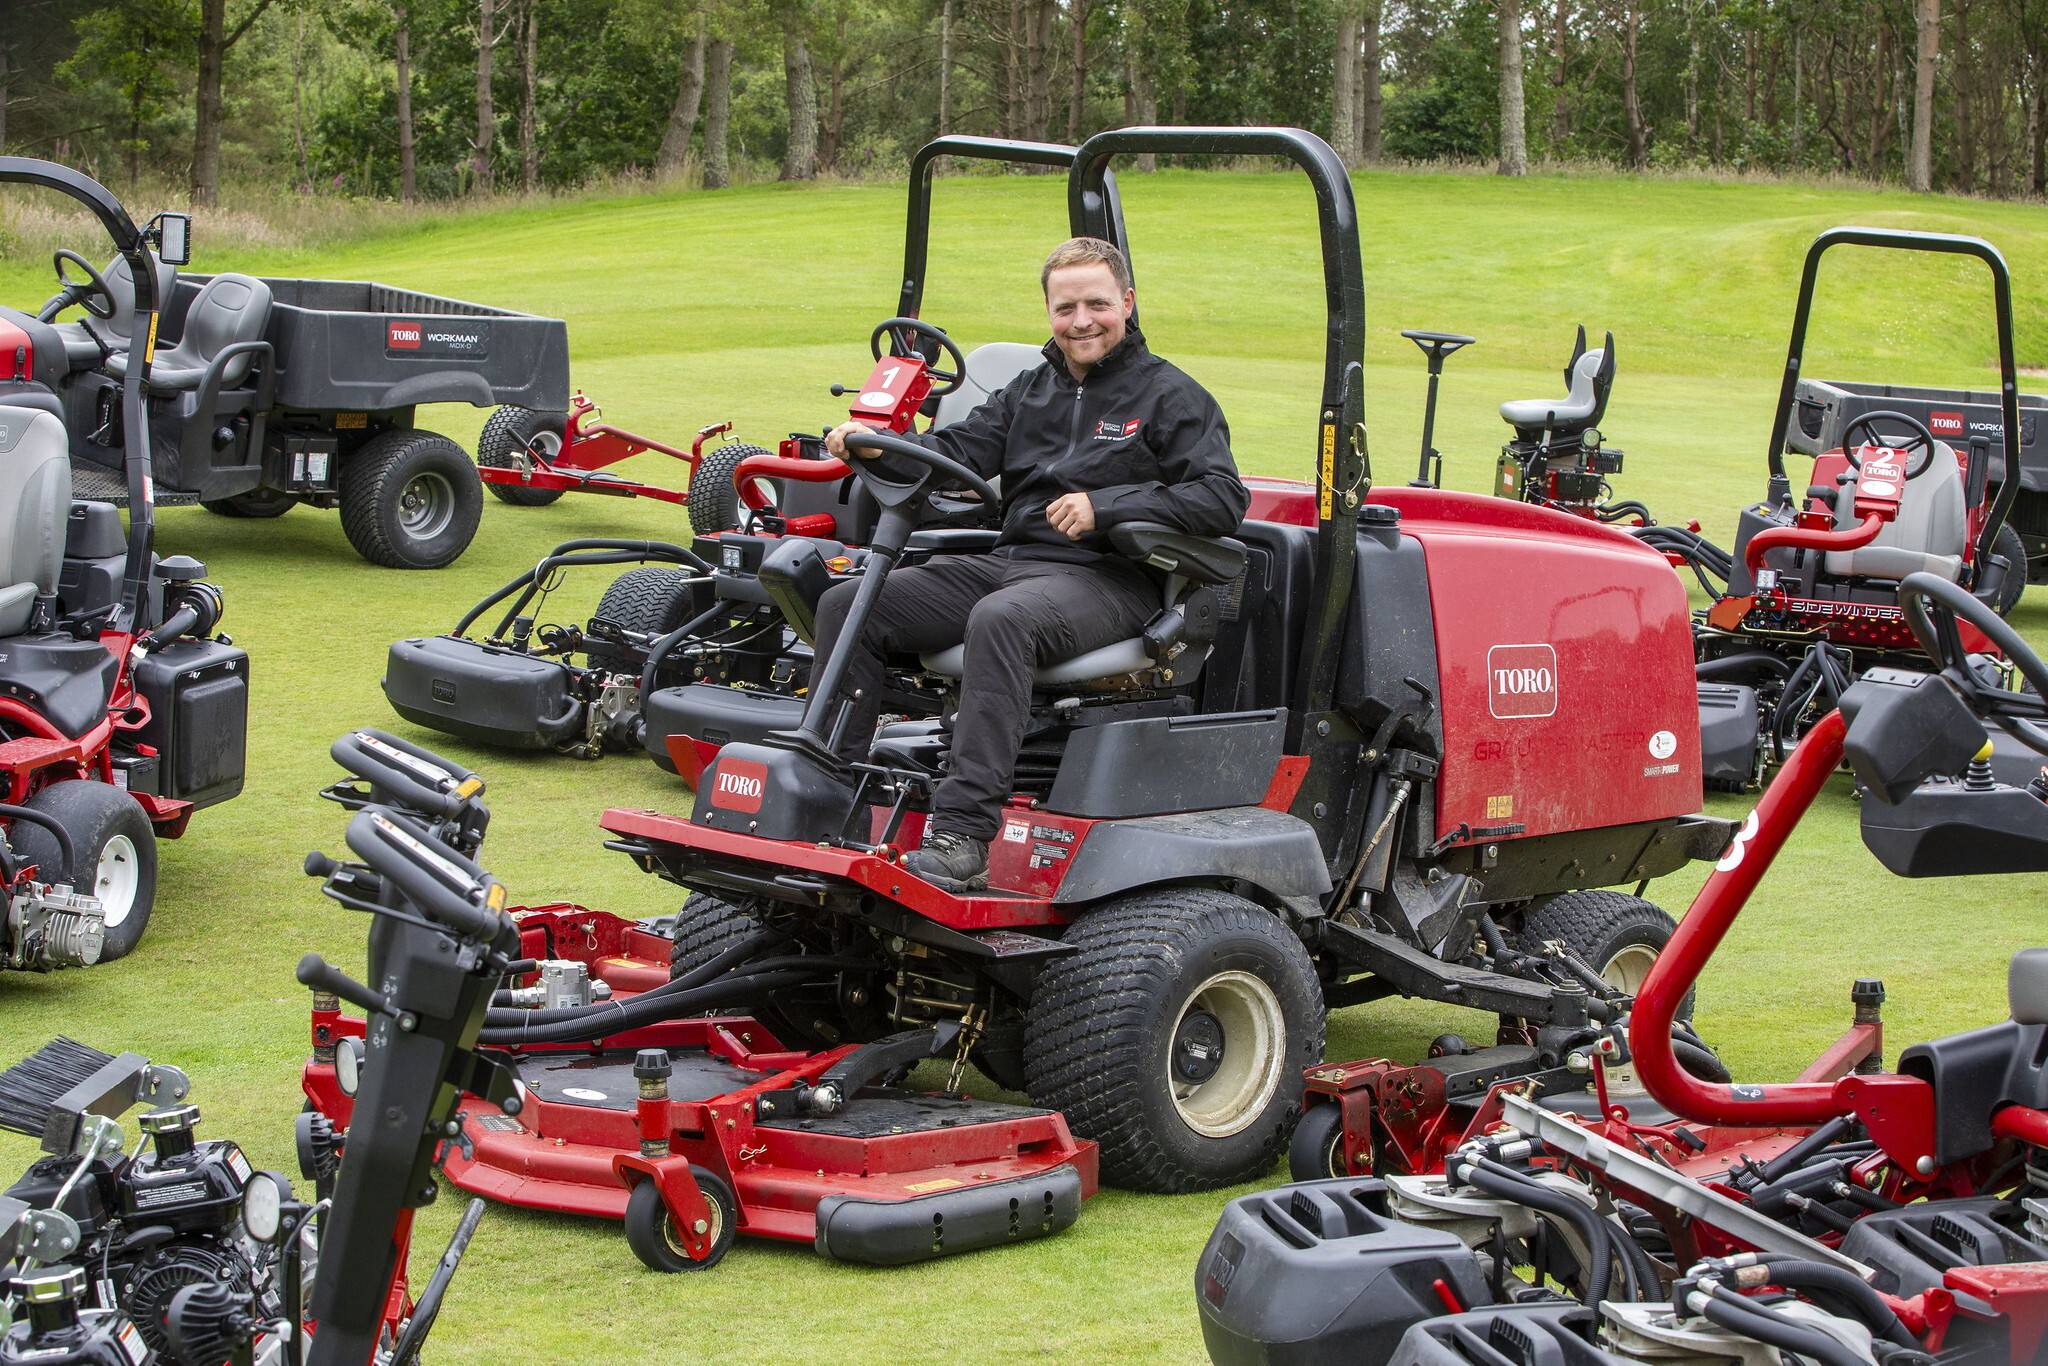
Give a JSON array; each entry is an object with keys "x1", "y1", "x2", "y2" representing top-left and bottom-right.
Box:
[
  {"x1": 1754, "y1": 1116, "x2": 1854, "y2": 1185},
  {"x1": 480, "y1": 951, "x2": 867, "y2": 1028},
  {"x1": 1696, "y1": 652, "x2": 1792, "y2": 682},
  {"x1": 1674, "y1": 1038, "x2": 1733, "y2": 1083},
  {"x1": 1698, "y1": 1285, "x2": 1869, "y2": 1366},
  {"x1": 477, "y1": 967, "x2": 825, "y2": 1045},
  {"x1": 1757, "y1": 1258, "x2": 1917, "y2": 1349},
  {"x1": 0, "y1": 803, "x2": 76, "y2": 872},
  {"x1": 637, "y1": 602, "x2": 731, "y2": 697},
  {"x1": 1460, "y1": 1158, "x2": 1613, "y2": 1308},
  {"x1": 452, "y1": 540, "x2": 707, "y2": 638}
]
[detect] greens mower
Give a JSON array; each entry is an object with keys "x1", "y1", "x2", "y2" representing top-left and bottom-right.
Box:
[
  {"x1": 1642, "y1": 229, "x2": 2028, "y2": 793},
  {"x1": 382, "y1": 136, "x2": 1105, "y2": 767},
  {"x1": 465, "y1": 123, "x2": 1739, "y2": 1200},
  {"x1": 1197, "y1": 572, "x2": 2048, "y2": 1366},
  {"x1": 0, "y1": 159, "x2": 248, "y2": 973}
]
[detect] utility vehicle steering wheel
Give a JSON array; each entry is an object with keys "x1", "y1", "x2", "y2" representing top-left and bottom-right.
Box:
[
  {"x1": 1899, "y1": 571, "x2": 2048, "y2": 756},
  {"x1": 842, "y1": 428, "x2": 999, "y2": 511},
  {"x1": 1841, "y1": 410, "x2": 1938, "y2": 480},
  {"x1": 50, "y1": 249, "x2": 116, "y2": 320},
  {"x1": 870, "y1": 317, "x2": 966, "y2": 398}
]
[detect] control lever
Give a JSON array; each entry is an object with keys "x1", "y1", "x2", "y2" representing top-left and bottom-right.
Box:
[
  {"x1": 296, "y1": 953, "x2": 398, "y2": 1021},
  {"x1": 1401, "y1": 329, "x2": 1477, "y2": 488}
]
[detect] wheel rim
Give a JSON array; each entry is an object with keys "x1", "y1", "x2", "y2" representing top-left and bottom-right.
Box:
[
  {"x1": 1168, "y1": 970, "x2": 1286, "y2": 1138},
  {"x1": 527, "y1": 431, "x2": 562, "y2": 462},
  {"x1": 1602, "y1": 943, "x2": 1660, "y2": 995},
  {"x1": 659, "y1": 1190, "x2": 723, "y2": 1259},
  {"x1": 96, "y1": 834, "x2": 140, "y2": 929},
  {"x1": 398, "y1": 471, "x2": 456, "y2": 539}
]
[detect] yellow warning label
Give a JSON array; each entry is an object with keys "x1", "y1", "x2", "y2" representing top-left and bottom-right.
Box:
[
  {"x1": 143, "y1": 313, "x2": 159, "y2": 363},
  {"x1": 336, "y1": 412, "x2": 368, "y2": 429},
  {"x1": 1486, "y1": 795, "x2": 1514, "y2": 820},
  {"x1": 1318, "y1": 424, "x2": 1336, "y2": 519},
  {"x1": 906, "y1": 1178, "x2": 967, "y2": 1193}
]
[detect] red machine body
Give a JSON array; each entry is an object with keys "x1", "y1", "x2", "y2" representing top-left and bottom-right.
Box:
[{"x1": 0, "y1": 315, "x2": 32, "y2": 381}]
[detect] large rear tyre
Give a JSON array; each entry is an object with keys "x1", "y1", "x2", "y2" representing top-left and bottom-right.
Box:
[
  {"x1": 9, "y1": 781, "x2": 158, "y2": 962},
  {"x1": 1518, "y1": 890, "x2": 1689, "y2": 1016},
  {"x1": 685, "y1": 442, "x2": 774, "y2": 539},
  {"x1": 476, "y1": 406, "x2": 567, "y2": 507},
  {"x1": 339, "y1": 429, "x2": 485, "y2": 570},
  {"x1": 622, "y1": 1169, "x2": 737, "y2": 1273},
  {"x1": 586, "y1": 567, "x2": 700, "y2": 675},
  {"x1": 1286, "y1": 1101, "x2": 1349, "y2": 1182},
  {"x1": 199, "y1": 488, "x2": 297, "y2": 518},
  {"x1": 1023, "y1": 888, "x2": 1324, "y2": 1193}
]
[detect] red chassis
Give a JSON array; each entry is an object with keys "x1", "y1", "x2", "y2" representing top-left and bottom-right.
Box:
[
  {"x1": 471, "y1": 392, "x2": 742, "y2": 506},
  {"x1": 304, "y1": 905, "x2": 1096, "y2": 1271}
]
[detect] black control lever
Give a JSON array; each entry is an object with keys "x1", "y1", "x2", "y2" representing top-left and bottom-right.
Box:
[{"x1": 296, "y1": 953, "x2": 396, "y2": 1020}]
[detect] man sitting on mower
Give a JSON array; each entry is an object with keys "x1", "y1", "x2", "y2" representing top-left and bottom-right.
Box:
[{"x1": 818, "y1": 236, "x2": 1248, "y2": 890}]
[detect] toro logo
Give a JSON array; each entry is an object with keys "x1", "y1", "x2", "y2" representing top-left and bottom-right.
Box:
[
  {"x1": 387, "y1": 322, "x2": 422, "y2": 350},
  {"x1": 1095, "y1": 419, "x2": 1142, "y2": 440},
  {"x1": 1487, "y1": 644, "x2": 1558, "y2": 719},
  {"x1": 1929, "y1": 410, "x2": 1966, "y2": 437},
  {"x1": 709, "y1": 758, "x2": 768, "y2": 813}
]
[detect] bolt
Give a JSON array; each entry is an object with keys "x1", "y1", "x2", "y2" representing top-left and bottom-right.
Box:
[
  {"x1": 692, "y1": 1218, "x2": 708, "y2": 1235},
  {"x1": 1915, "y1": 1155, "x2": 1936, "y2": 1176}
]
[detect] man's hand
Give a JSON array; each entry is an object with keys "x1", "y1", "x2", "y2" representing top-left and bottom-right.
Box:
[
  {"x1": 1046, "y1": 492, "x2": 1097, "y2": 540},
  {"x1": 825, "y1": 419, "x2": 883, "y2": 458}
]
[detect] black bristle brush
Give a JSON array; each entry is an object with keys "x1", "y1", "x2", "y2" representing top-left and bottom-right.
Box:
[{"x1": 0, "y1": 1037, "x2": 116, "y2": 1138}]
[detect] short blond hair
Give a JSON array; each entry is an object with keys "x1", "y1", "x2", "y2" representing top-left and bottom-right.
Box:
[{"x1": 1041, "y1": 237, "x2": 1132, "y2": 294}]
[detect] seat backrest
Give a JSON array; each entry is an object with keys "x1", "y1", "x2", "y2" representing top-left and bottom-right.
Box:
[
  {"x1": 0, "y1": 406, "x2": 77, "y2": 633},
  {"x1": 932, "y1": 342, "x2": 1044, "y2": 428},
  {"x1": 1498, "y1": 338, "x2": 1614, "y2": 433},
  {"x1": 1825, "y1": 440, "x2": 1968, "y2": 582},
  {"x1": 171, "y1": 273, "x2": 273, "y2": 386},
  {"x1": 99, "y1": 255, "x2": 180, "y2": 344}
]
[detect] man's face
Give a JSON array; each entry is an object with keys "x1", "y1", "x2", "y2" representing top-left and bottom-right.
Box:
[{"x1": 1046, "y1": 262, "x2": 1134, "y2": 375}]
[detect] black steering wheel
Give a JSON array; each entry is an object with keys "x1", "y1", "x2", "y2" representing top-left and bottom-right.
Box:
[
  {"x1": 1899, "y1": 571, "x2": 2048, "y2": 756},
  {"x1": 870, "y1": 318, "x2": 966, "y2": 398},
  {"x1": 1841, "y1": 410, "x2": 1937, "y2": 481},
  {"x1": 841, "y1": 428, "x2": 998, "y2": 512},
  {"x1": 51, "y1": 249, "x2": 116, "y2": 320}
]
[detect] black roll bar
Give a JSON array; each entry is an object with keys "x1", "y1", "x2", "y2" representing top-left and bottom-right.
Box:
[
  {"x1": 1765, "y1": 226, "x2": 2022, "y2": 585},
  {"x1": 0, "y1": 156, "x2": 159, "y2": 629}
]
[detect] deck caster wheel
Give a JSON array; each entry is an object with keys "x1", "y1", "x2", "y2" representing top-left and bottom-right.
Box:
[
  {"x1": 623, "y1": 1168, "x2": 737, "y2": 1273},
  {"x1": 9, "y1": 780, "x2": 158, "y2": 961},
  {"x1": 477, "y1": 406, "x2": 567, "y2": 507},
  {"x1": 685, "y1": 442, "x2": 774, "y2": 538},
  {"x1": 1286, "y1": 1101, "x2": 1348, "y2": 1182}
]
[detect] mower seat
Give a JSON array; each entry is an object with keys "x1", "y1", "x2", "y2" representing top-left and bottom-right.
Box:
[
  {"x1": 107, "y1": 273, "x2": 272, "y2": 393},
  {"x1": 0, "y1": 406, "x2": 75, "y2": 636},
  {"x1": 52, "y1": 255, "x2": 178, "y2": 369},
  {"x1": 1499, "y1": 335, "x2": 1614, "y2": 440},
  {"x1": 918, "y1": 523, "x2": 1247, "y2": 689},
  {"x1": 1824, "y1": 441, "x2": 1967, "y2": 583},
  {"x1": 931, "y1": 343, "x2": 1044, "y2": 428}
]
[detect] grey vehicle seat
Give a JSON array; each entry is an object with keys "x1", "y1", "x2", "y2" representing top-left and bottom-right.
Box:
[
  {"x1": 931, "y1": 342, "x2": 1044, "y2": 429},
  {"x1": 1825, "y1": 439, "x2": 1968, "y2": 583},
  {"x1": 107, "y1": 273, "x2": 272, "y2": 392},
  {"x1": 52, "y1": 255, "x2": 179, "y2": 369},
  {"x1": 919, "y1": 523, "x2": 1246, "y2": 689},
  {"x1": 0, "y1": 406, "x2": 76, "y2": 635},
  {"x1": 1499, "y1": 336, "x2": 1615, "y2": 440}
]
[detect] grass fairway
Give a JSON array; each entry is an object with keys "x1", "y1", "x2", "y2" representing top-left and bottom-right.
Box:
[{"x1": 3, "y1": 165, "x2": 2048, "y2": 1365}]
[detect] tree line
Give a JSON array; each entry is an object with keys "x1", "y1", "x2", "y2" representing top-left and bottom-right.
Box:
[{"x1": 0, "y1": 0, "x2": 2040, "y2": 206}]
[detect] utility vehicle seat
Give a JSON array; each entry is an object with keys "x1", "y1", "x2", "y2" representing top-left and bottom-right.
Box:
[
  {"x1": 918, "y1": 523, "x2": 1246, "y2": 688},
  {"x1": 1499, "y1": 334, "x2": 1615, "y2": 440},
  {"x1": 0, "y1": 406, "x2": 76, "y2": 635},
  {"x1": 931, "y1": 343, "x2": 1044, "y2": 428},
  {"x1": 1824, "y1": 440, "x2": 1967, "y2": 583},
  {"x1": 107, "y1": 272, "x2": 272, "y2": 392},
  {"x1": 53, "y1": 255, "x2": 178, "y2": 368}
]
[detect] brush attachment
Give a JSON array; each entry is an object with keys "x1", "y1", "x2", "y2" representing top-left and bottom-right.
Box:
[{"x1": 0, "y1": 1037, "x2": 116, "y2": 1139}]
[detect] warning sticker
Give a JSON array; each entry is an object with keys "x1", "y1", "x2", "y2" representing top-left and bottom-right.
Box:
[
  {"x1": 1031, "y1": 826, "x2": 1076, "y2": 844},
  {"x1": 1002, "y1": 821, "x2": 1029, "y2": 844}
]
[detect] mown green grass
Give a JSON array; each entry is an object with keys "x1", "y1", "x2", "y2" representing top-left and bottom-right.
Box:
[{"x1": 2, "y1": 166, "x2": 2047, "y2": 1366}]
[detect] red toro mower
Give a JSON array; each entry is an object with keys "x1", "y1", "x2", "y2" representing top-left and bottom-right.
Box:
[
  {"x1": 0, "y1": 158, "x2": 249, "y2": 974},
  {"x1": 1197, "y1": 572, "x2": 2048, "y2": 1366},
  {"x1": 300, "y1": 728, "x2": 1092, "y2": 1274}
]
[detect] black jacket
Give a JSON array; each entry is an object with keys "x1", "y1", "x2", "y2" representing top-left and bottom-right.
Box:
[{"x1": 889, "y1": 327, "x2": 1248, "y2": 564}]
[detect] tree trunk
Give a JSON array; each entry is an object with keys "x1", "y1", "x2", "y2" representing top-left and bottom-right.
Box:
[
  {"x1": 658, "y1": 24, "x2": 706, "y2": 178},
  {"x1": 394, "y1": 6, "x2": 417, "y2": 201},
  {"x1": 1865, "y1": 24, "x2": 1890, "y2": 173},
  {"x1": 1791, "y1": 24, "x2": 1804, "y2": 160},
  {"x1": 822, "y1": 53, "x2": 844, "y2": 171},
  {"x1": 1069, "y1": 0, "x2": 1088, "y2": 143},
  {"x1": 703, "y1": 37, "x2": 732, "y2": 188},
  {"x1": 192, "y1": 0, "x2": 227, "y2": 206},
  {"x1": 1620, "y1": 4, "x2": 1646, "y2": 169},
  {"x1": 1332, "y1": 0, "x2": 1359, "y2": 168},
  {"x1": 777, "y1": 0, "x2": 817, "y2": 180},
  {"x1": 292, "y1": 13, "x2": 311, "y2": 191},
  {"x1": 1498, "y1": 0, "x2": 1528, "y2": 174},
  {"x1": 1026, "y1": 0, "x2": 1052, "y2": 141},
  {"x1": 475, "y1": 0, "x2": 497, "y2": 194},
  {"x1": 1133, "y1": 60, "x2": 1157, "y2": 169},
  {"x1": 1909, "y1": 0, "x2": 1938, "y2": 190},
  {"x1": 1, "y1": 39, "x2": 10, "y2": 154},
  {"x1": 1360, "y1": 0, "x2": 1382, "y2": 159},
  {"x1": 1005, "y1": 0, "x2": 1024, "y2": 137},
  {"x1": 1550, "y1": 0, "x2": 1569, "y2": 149},
  {"x1": 940, "y1": 0, "x2": 954, "y2": 133},
  {"x1": 519, "y1": 0, "x2": 538, "y2": 191},
  {"x1": 1952, "y1": 0, "x2": 1973, "y2": 189},
  {"x1": 2031, "y1": 49, "x2": 2046, "y2": 196}
]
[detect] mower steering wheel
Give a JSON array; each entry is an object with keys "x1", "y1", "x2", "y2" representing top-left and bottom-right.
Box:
[
  {"x1": 51, "y1": 249, "x2": 116, "y2": 321},
  {"x1": 1841, "y1": 410, "x2": 1937, "y2": 481},
  {"x1": 841, "y1": 428, "x2": 999, "y2": 512},
  {"x1": 870, "y1": 318, "x2": 966, "y2": 398},
  {"x1": 1899, "y1": 571, "x2": 2048, "y2": 756}
]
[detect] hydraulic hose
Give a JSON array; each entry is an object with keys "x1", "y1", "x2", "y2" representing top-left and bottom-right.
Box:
[
  {"x1": 1754, "y1": 1258, "x2": 1917, "y2": 1349},
  {"x1": 637, "y1": 603, "x2": 732, "y2": 698},
  {"x1": 1674, "y1": 1038, "x2": 1733, "y2": 1084},
  {"x1": 1694, "y1": 1284, "x2": 1869, "y2": 1366},
  {"x1": 477, "y1": 967, "x2": 826, "y2": 1046},
  {"x1": 1753, "y1": 1116, "x2": 1855, "y2": 1185},
  {"x1": 1456, "y1": 1157, "x2": 1614, "y2": 1308},
  {"x1": 1696, "y1": 652, "x2": 1792, "y2": 682},
  {"x1": 480, "y1": 951, "x2": 864, "y2": 1028},
  {"x1": 452, "y1": 540, "x2": 707, "y2": 638}
]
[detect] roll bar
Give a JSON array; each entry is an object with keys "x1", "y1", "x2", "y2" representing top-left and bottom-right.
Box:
[
  {"x1": 1764, "y1": 227, "x2": 2022, "y2": 585},
  {"x1": 0, "y1": 156, "x2": 159, "y2": 629}
]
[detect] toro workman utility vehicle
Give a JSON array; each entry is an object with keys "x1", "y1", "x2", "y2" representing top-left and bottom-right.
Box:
[
  {"x1": 527, "y1": 125, "x2": 1739, "y2": 1197},
  {"x1": 1641, "y1": 228, "x2": 2030, "y2": 793},
  {"x1": 0, "y1": 159, "x2": 248, "y2": 973},
  {"x1": 299, "y1": 728, "x2": 1091, "y2": 1274},
  {"x1": 1197, "y1": 571, "x2": 2048, "y2": 1366},
  {"x1": 383, "y1": 136, "x2": 1112, "y2": 767}
]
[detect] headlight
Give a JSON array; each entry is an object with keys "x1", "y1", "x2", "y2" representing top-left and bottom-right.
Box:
[
  {"x1": 335, "y1": 1037, "x2": 364, "y2": 1098},
  {"x1": 241, "y1": 1171, "x2": 290, "y2": 1244}
]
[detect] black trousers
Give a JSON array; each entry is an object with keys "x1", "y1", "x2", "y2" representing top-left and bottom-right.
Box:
[{"x1": 810, "y1": 554, "x2": 1158, "y2": 840}]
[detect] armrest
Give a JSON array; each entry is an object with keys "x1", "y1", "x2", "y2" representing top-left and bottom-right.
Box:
[
  {"x1": 193, "y1": 340, "x2": 273, "y2": 421},
  {"x1": 1107, "y1": 520, "x2": 1246, "y2": 585},
  {"x1": 905, "y1": 528, "x2": 1000, "y2": 554}
]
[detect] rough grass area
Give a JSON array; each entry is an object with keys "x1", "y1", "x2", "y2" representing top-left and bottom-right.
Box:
[{"x1": 1, "y1": 166, "x2": 2046, "y2": 1366}]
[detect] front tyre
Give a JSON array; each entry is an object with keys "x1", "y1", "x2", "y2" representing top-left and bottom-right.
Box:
[
  {"x1": 1023, "y1": 888, "x2": 1324, "y2": 1193},
  {"x1": 1286, "y1": 1100, "x2": 1349, "y2": 1182},
  {"x1": 1519, "y1": 889, "x2": 1689, "y2": 1016},
  {"x1": 10, "y1": 780, "x2": 158, "y2": 961},
  {"x1": 685, "y1": 442, "x2": 774, "y2": 539},
  {"x1": 622, "y1": 1169, "x2": 737, "y2": 1273},
  {"x1": 339, "y1": 429, "x2": 485, "y2": 570},
  {"x1": 476, "y1": 406, "x2": 567, "y2": 507}
]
